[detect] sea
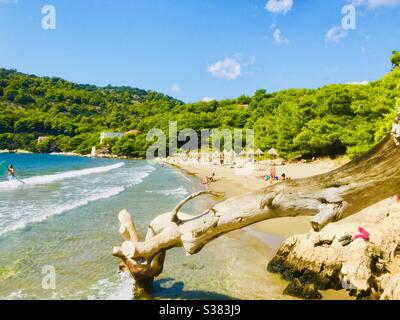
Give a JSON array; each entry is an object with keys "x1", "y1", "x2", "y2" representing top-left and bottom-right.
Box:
[{"x1": 0, "y1": 153, "x2": 242, "y2": 300}]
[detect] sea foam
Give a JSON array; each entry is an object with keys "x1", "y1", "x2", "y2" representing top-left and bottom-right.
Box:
[
  {"x1": 0, "y1": 163, "x2": 155, "y2": 237},
  {"x1": 145, "y1": 186, "x2": 189, "y2": 197},
  {"x1": 0, "y1": 162, "x2": 125, "y2": 190},
  {"x1": 0, "y1": 187, "x2": 125, "y2": 237}
]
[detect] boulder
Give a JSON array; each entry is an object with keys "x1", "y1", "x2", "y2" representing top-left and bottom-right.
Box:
[{"x1": 283, "y1": 278, "x2": 322, "y2": 300}]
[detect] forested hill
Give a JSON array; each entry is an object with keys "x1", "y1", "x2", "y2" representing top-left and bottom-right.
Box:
[
  {"x1": 1, "y1": 52, "x2": 400, "y2": 160},
  {"x1": 0, "y1": 68, "x2": 183, "y2": 155}
]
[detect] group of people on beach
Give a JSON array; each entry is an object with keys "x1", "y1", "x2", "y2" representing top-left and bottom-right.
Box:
[
  {"x1": 262, "y1": 163, "x2": 287, "y2": 184},
  {"x1": 200, "y1": 164, "x2": 287, "y2": 187}
]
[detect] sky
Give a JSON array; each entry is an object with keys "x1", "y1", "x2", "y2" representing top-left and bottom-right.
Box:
[{"x1": 1, "y1": 0, "x2": 400, "y2": 102}]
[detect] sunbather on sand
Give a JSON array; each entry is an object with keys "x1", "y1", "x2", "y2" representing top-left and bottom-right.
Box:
[{"x1": 201, "y1": 173, "x2": 216, "y2": 185}]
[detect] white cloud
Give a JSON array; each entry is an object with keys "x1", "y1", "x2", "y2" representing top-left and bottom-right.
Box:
[
  {"x1": 325, "y1": 25, "x2": 348, "y2": 43},
  {"x1": 207, "y1": 57, "x2": 241, "y2": 80},
  {"x1": 265, "y1": 0, "x2": 293, "y2": 14},
  {"x1": 347, "y1": 80, "x2": 369, "y2": 85},
  {"x1": 171, "y1": 82, "x2": 181, "y2": 92},
  {"x1": 202, "y1": 96, "x2": 215, "y2": 102},
  {"x1": 273, "y1": 28, "x2": 289, "y2": 45},
  {"x1": 350, "y1": 0, "x2": 400, "y2": 8}
]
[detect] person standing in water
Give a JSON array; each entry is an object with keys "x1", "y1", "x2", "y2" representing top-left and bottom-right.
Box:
[{"x1": 8, "y1": 164, "x2": 15, "y2": 178}]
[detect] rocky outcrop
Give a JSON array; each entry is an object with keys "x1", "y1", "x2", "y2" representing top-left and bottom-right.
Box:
[
  {"x1": 283, "y1": 278, "x2": 322, "y2": 300},
  {"x1": 268, "y1": 198, "x2": 400, "y2": 299},
  {"x1": 381, "y1": 274, "x2": 400, "y2": 299}
]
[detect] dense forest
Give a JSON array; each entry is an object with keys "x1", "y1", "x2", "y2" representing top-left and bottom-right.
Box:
[{"x1": 1, "y1": 51, "x2": 400, "y2": 160}]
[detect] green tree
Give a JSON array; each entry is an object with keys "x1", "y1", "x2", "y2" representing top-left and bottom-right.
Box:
[{"x1": 391, "y1": 50, "x2": 400, "y2": 69}]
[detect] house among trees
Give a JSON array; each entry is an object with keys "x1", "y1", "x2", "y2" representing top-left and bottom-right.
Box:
[
  {"x1": 100, "y1": 130, "x2": 141, "y2": 144},
  {"x1": 100, "y1": 132, "x2": 124, "y2": 144},
  {"x1": 125, "y1": 129, "x2": 141, "y2": 136},
  {"x1": 37, "y1": 136, "x2": 49, "y2": 143}
]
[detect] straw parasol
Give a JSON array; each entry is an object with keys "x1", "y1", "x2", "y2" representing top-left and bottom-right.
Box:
[
  {"x1": 267, "y1": 148, "x2": 279, "y2": 157},
  {"x1": 255, "y1": 149, "x2": 264, "y2": 156}
]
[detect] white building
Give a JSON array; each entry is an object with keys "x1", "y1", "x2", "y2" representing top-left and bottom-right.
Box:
[
  {"x1": 91, "y1": 146, "x2": 97, "y2": 157},
  {"x1": 37, "y1": 136, "x2": 49, "y2": 143},
  {"x1": 100, "y1": 132, "x2": 124, "y2": 144}
]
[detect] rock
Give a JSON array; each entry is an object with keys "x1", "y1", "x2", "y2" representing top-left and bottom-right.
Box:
[
  {"x1": 283, "y1": 278, "x2": 303, "y2": 297},
  {"x1": 303, "y1": 284, "x2": 322, "y2": 300},
  {"x1": 267, "y1": 256, "x2": 287, "y2": 274},
  {"x1": 268, "y1": 198, "x2": 400, "y2": 300},
  {"x1": 283, "y1": 278, "x2": 322, "y2": 300},
  {"x1": 380, "y1": 274, "x2": 400, "y2": 299},
  {"x1": 314, "y1": 274, "x2": 333, "y2": 290}
]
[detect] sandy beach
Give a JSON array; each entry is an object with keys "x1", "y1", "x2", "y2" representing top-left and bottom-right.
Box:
[
  {"x1": 171, "y1": 159, "x2": 353, "y2": 299},
  {"x1": 172, "y1": 159, "x2": 344, "y2": 236}
]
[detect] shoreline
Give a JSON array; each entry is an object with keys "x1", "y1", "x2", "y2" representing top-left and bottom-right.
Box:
[
  {"x1": 168, "y1": 161, "x2": 326, "y2": 247},
  {"x1": 0, "y1": 152, "x2": 355, "y2": 299},
  {"x1": 0, "y1": 150, "x2": 145, "y2": 161},
  {"x1": 169, "y1": 159, "x2": 342, "y2": 238},
  {"x1": 169, "y1": 160, "x2": 353, "y2": 299}
]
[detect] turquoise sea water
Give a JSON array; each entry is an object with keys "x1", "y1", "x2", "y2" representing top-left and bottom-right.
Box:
[{"x1": 0, "y1": 154, "x2": 239, "y2": 300}]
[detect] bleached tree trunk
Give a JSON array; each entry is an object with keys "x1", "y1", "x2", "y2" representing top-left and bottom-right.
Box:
[{"x1": 114, "y1": 133, "x2": 400, "y2": 297}]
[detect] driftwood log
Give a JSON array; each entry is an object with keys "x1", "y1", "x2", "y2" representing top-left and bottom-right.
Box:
[{"x1": 113, "y1": 124, "x2": 400, "y2": 297}]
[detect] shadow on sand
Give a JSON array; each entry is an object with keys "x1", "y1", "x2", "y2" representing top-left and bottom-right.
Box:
[{"x1": 147, "y1": 278, "x2": 236, "y2": 300}]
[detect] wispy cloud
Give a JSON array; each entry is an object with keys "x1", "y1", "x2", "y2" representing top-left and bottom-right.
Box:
[
  {"x1": 0, "y1": 0, "x2": 18, "y2": 4},
  {"x1": 265, "y1": 0, "x2": 293, "y2": 14},
  {"x1": 325, "y1": 25, "x2": 348, "y2": 43},
  {"x1": 207, "y1": 57, "x2": 241, "y2": 80},
  {"x1": 273, "y1": 28, "x2": 289, "y2": 45}
]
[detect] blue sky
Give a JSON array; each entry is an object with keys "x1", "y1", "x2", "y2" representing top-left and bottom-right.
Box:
[{"x1": 1, "y1": 0, "x2": 400, "y2": 102}]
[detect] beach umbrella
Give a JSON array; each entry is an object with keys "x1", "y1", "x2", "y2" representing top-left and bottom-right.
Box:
[
  {"x1": 239, "y1": 150, "x2": 247, "y2": 156},
  {"x1": 267, "y1": 148, "x2": 278, "y2": 157},
  {"x1": 255, "y1": 149, "x2": 264, "y2": 156}
]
